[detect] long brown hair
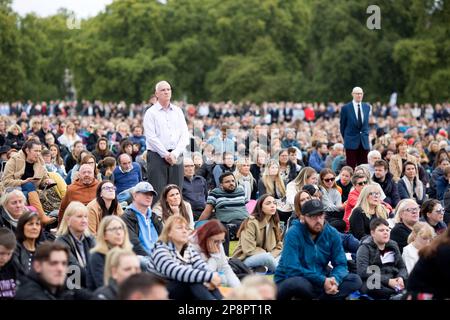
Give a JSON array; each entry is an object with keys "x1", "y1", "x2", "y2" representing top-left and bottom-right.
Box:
[
  {"x1": 237, "y1": 194, "x2": 281, "y2": 242},
  {"x1": 419, "y1": 227, "x2": 450, "y2": 258},
  {"x1": 159, "y1": 184, "x2": 191, "y2": 225}
]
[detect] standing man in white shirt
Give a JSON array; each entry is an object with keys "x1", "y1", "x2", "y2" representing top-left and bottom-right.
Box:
[{"x1": 143, "y1": 81, "x2": 189, "y2": 204}]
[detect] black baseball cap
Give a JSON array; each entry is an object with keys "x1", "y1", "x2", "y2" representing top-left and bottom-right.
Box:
[{"x1": 301, "y1": 199, "x2": 325, "y2": 217}]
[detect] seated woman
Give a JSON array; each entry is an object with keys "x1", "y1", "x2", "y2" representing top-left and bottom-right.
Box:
[
  {"x1": 349, "y1": 183, "x2": 390, "y2": 240},
  {"x1": 233, "y1": 157, "x2": 258, "y2": 201},
  {"x1": 93, "y1": 247, "x2": 141, "y2": 300},
  {"x1": 0, "y1": 189, "x2": 28, "y2": 232},
  {"x1": 319, "y1": 168, "x2": 346, "y2": 232},
  {"x1": 48, "y1": 144, "x2": 67, "y2": 179},
  {"x1": 336, "y1": 166, "x2": 353, "y2": 203},
  {"x1": 356, "y1": 218, "x2": 408, "y2": 299},
  {"x1": 406, "y1": 227, "x2": 450, "y2": 299},
  {"x1": 0, "y1": 140, "x2": 56, "y2": 225},
  {"x1": 402, "y1": 222, "x2": 435, "y2": 274},
  {"x1": 419, "y1": 199, "x2": 447, "y2": 236},
  {"x1": 87, "y1": 181, "x2": 123, "y2": 235},
  {"x1": 232, "y1": 195, "x2": 283, "y2": 274},
  {"x1": 14, "y1": 211, "x2": 45, "y2": 274},
  {"x1": 97, "y1": 157, "x2": 116, "y2": 181},
  {"x1": 286, "y1": 167, "x2": 318, "y2": 209},
  {"x1": 56, "y1": 201, "x2": 96, "y2": 288},
  {"x1": 190, "y1": 219, "x2": 240, "y2": 288},
  {"x1": 148, "y1": 215, "x2": 222, "y2": 300},
  {"x1": 92, "y1": 137, "x2": 114, "y2": 162},
  {"x1": 152, "y1": 184, "x2": 194, "y2": 230},
  {"x1": 86, "y1": 216, "x2": 133, "y2": 290},
  {"x1": 258, "y1": 159, "x2": 291, "y2": 224},
  {"x1": 398, "y1": 161, "x2": 426, "y2": 205},
  {"x1": 390, "y1": 199, "x2": 421, "y2": 253}
]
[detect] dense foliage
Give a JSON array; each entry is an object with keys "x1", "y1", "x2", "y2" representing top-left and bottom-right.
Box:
[{"x1": 0, "y1": 0, "x2": 448, "y2": 103}]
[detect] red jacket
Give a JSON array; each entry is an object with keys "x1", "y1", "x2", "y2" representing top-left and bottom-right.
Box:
[{"x1": 343, "y1": 188, "x2": 360, "y2": 232}]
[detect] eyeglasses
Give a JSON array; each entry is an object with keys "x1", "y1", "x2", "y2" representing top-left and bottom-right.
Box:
[
  {"x1": 433, "y1": 208, "x2": 445, "y2": 215},
  {"x1": 106, "y1": 226, "x2": 124, "y2": 233},
  {"x1": 405, "y1": 207, "x2": 420, "y2": 213},
  {"x1": 323, "y1": 177, "x2": 335, "y2": 182},
  {"x1": 368, "y1": 192, "x2": 381, "y2": 198},
  {"x1": 357, "y1": 181, "x2": 368, "y2": 186},
  {"x1": 102, "y1": 186, "x2": 117, "y2": 192},
  {"x1": 184, "y1": 165, "x2": 195, "y2": 168}
]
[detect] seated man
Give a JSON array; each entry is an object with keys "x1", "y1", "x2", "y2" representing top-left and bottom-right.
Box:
[
  {"x1": 182, "y1": 158, "x2": 208, "y2": 220},
  {"x1": 113, "y1": 153, "x2": 142, "y2": 204},
  {"x1": 58, "y1": 164, "x2": 99, "y2": 224},
  {"x1": 372, "y1": 159, "x2": 400, "y2": 208},
  {"x1": 15, "y1": 241, "x2": 73, "y2": 300},
  {"x1": 275, "y1": 199, "x2": 362, "y2": 300},
  {"x1": 198, "y1": 172, "x2": 249, "y2": 254},
  {"x1": 121, "y1": 182, "x2": 163, "y2": 257},
  {"x1": 356, "y1": 218, "x2": 408, "y2": 299},
  {"x1": 0, "y1": 228, "x2": 22, "y2": 299}
]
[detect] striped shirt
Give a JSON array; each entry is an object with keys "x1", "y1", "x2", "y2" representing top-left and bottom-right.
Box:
[
  {"x1": 149, "y1": 241, "x2": 214, "y2": 283},
  {"x1": 207, "y1": 186, "x2": 249, "y2": 223}
]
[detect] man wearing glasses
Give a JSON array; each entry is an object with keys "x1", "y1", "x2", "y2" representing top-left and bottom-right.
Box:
[{"x1": 276, "y1": 199, "x2": 362, "y2": 300}]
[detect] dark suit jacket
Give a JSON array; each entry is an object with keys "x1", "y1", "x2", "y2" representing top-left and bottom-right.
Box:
[{"x1": 340, "y1": 102, "x2": 370, "y2": 150}]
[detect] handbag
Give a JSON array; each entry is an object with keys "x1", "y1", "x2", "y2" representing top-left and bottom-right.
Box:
[
  {"x1": 38, "y1": 184, "x2": 62, "y2": 213},
  {"x1": 275, "y1": 197, "x2": 292, "y2": 212},
  {"x1": 228, "y1": 258, "x2": 253, "y2": 280}
]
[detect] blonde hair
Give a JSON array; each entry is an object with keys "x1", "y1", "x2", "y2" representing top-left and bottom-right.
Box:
[
  {"x1": 91, "y1": 216, "x2": 133, "y2": 255},
  {"x1": 407, "y1": 221, "x2": 435, "y2": 244},
  {"x1": 261, "y1": 159, "x2": 286, "y2": 197},
  {"x1": 103, "y1": 247, "x2": 137, "y2": 285},
  {"x1": 7, "y1": 124, "x2": 21, "y2": 133},
  {"x1": 293, "y1": 167, "x2": 317, "y2": 191},
  {"x1": 158, "y1": 215, "x2": 189, "y2": 244},
  {"x1": 353, "y1": 184, "x2": 388, "y2": 220},
  {"x1": 56, "y1": 201, "x2": 91, "y2": 237},
  {"x1": 354, "y1": 165, "x2": 373, "y2": 184},
  {"x1": 233, "y1": 157, "x2": 255, "y2": 184},
  {"x1": 394, "y1": 199, "x2": 418, "y2": 223}
]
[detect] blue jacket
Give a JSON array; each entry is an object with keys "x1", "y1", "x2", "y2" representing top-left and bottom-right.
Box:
[
  {"x1": 274, "y1": 219, "x2": 349, "y2": 286},
  {"x1": 339, "y1": 102, "x2": 370, "y2": 150},
  {"x1": 309, "y1": 150, "x2": 326, "y2": 173},
  {"x1": 112, "y1": 162, "x2": 142, "y2": 194}
]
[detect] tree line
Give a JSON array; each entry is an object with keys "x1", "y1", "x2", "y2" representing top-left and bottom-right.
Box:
[{"x1": 0, "y1": 0, "x2": 448, "y2": 104}]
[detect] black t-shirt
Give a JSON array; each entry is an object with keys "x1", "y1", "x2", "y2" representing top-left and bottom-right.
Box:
[{"x1": 22, "y1": 161, "x2": 35, "y2": 180}]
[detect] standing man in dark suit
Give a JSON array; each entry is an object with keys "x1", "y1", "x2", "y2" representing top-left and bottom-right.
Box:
[
  {"x1": 143, "y1": 81, "x2": 189, "y2": 204},
  {"x1": 340, "y1": 87, "x2": 371, "y2": 169}
]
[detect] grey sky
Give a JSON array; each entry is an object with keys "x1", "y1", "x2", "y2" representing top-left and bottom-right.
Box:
[{"x1": 12, "y1": 0, "x2": 114, "y2": 18}]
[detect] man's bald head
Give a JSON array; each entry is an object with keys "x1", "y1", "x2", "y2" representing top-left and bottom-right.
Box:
[
  {"x1": 352, "y1": 87, "x2": 364, "y2": 102},
  {"x1": 79, "y1": 164, "x2": 95, "y2": 185}
]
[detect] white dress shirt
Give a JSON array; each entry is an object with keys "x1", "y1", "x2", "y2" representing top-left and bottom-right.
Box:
[
  {"x1": 143, "y1": 102, "x2": 189, "y2": 158},
  {"x1": 352, "y1": 100, "x2": 364, "y2": 123}
]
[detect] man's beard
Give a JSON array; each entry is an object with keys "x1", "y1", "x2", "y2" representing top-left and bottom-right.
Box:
[
  {"x1": 305, "y1": 221, "x2": 323, "y2": 235},
  {"x1": 224, "y1": 187, "x2": 235, "y2": 193}
]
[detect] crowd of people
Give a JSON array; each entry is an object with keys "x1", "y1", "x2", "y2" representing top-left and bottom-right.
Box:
[{"x1": 0, "y1": 82, "x2": 449, "y2": 301}]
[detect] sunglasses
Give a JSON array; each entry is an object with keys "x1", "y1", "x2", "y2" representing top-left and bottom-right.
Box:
[
  {"x1": 323, "y1": 177, "x2": 335, "y2": 183},
  {"x1": 357, "y1": 181, "x2": 368, "y2": 186},
  {"x1": 368, "y1": 192, "x2": 381, "y2": 197}
]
